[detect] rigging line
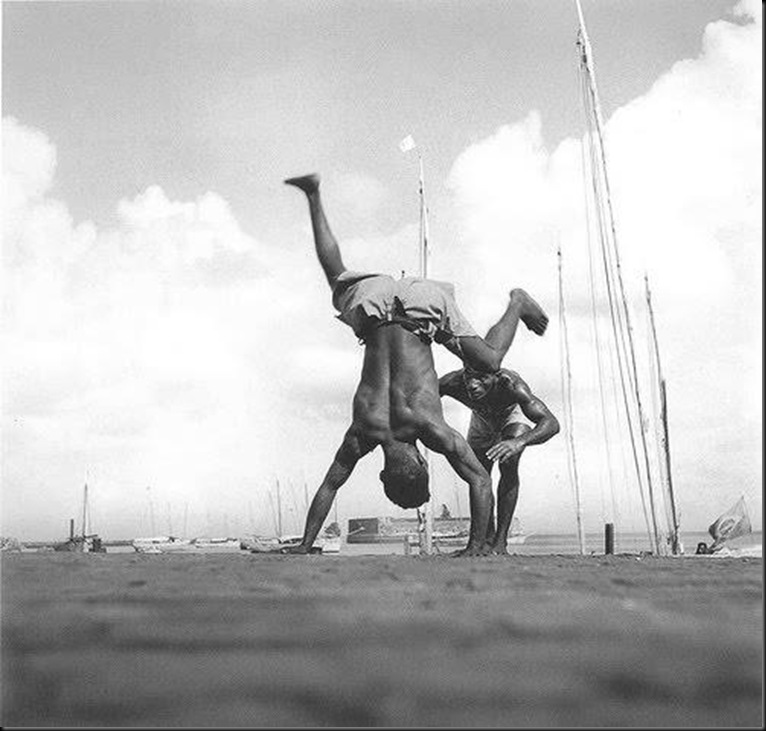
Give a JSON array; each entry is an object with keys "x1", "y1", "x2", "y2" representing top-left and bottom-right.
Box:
[
  {"x1": 558, "y1": 246, "x2": 587, "y2": 554},
  {"x1": 588, "y1": 121, "x2": 655, "y2": 551},
  {"x1": 580, "y1": 60, "x2": 635, "y2": 413},
  {"x1": 579, "y1": 68, "x2": 634, "y2": 502},
  {"x1": 557, "y1": 290, "x2": 576, "y2": 500},
  {"x1": 558, "y1": 298, "x2": 578, "y2": 507},
  {"x1": 576, "y1": 28, "x2": 641, "y2": 414},
  {"x1": 579, "y1": 64, "x2": 619, "y2": 525},
  {"x1": 578, "y1": 40, "x2": 654, "y2": 546},
  {"x1": 577, "y1": 29, "x2": 661, "y2": 553},
  {"x1": 582, "y1": 65, "x2": 638, "y2": 409},
  {"x1": 587, "y1": 136, "x2": 645, "y2": 535}
]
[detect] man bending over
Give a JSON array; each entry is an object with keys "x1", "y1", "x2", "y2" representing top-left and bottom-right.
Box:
[{"x1": 440, "y1": 367, "x2": 559, "y2": 554}]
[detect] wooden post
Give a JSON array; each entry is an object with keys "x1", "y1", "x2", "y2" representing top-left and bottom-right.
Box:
[
  {"x1": 403, "y1": 535, "x2": 411, "y2": 557},
  {"x1": 605, "y1": 522, "x2": 615, "y2": 555}
]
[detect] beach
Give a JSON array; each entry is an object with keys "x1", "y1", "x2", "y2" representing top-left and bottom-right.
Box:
[{"x1": 2, "y1": 552, "x2": 762, "y2": 727}]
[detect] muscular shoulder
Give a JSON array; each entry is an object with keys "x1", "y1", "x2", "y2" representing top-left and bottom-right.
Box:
[{"x1": 438, "y1": 369, "x2": 465, "y2": 395}]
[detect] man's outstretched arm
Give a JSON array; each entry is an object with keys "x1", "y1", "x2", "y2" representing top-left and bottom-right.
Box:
[
  {"x1": 284, "y1": 430, "x2": 372, "y2": 554},
  {"x1": 486, "y1": 376, "x2": 560, "y2": 464}
]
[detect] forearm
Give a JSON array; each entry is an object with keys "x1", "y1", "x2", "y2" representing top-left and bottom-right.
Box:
[
  {"x1": 300, "y1": 459, "x2": 353, "y2": 549},
  {"x1": 519, "y1": 418, "x2": 559, "y2": 448},
  {"x1": 299, "y1": 483, "x2": 338, "y2": 548}
]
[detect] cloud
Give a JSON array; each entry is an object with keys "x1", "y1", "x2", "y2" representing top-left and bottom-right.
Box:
[
  {"x1": 443, "y1": 3, "x2": 762, "y2": 532},
  {"x1": 1, "y1": 117, "x2": 363, "y2": 539}
]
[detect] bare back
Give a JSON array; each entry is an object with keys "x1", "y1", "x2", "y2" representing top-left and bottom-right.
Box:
[{"x1": 351, "y1": 324, "x2": 445, "y2": 444}]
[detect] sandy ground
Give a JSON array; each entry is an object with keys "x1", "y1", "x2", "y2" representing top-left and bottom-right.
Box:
[{"x1": 2, "y1": 552, "x2": 762, "y2": 728}]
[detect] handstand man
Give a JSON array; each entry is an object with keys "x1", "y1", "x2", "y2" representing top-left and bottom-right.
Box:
[
  {"x1": 282, "y1": 173, "x2": 549, "y2": 556},
  {"x1": 439, "y1": 367, "x2": 559, "y2": 554}
]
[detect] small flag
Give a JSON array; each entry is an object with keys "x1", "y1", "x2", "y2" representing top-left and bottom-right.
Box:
[
  {"x1": 708, "y1": 496, "x2": 752, "y2": 549},
  {"x1": 399, "y1": 135, "x2": 417, "y2": 153}
]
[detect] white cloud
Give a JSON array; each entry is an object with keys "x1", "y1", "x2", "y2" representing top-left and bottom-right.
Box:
[
  {"x1": 1, "y1": 117, "x2": 362, "y2": 540},
  {"x1": 443, "y1": 3, "x2": 762, "y2": 533}
]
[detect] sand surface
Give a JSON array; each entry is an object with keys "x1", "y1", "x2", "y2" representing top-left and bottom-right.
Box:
[{"x1": 2, "y1": 552, "x2": 762, "y2": 727}]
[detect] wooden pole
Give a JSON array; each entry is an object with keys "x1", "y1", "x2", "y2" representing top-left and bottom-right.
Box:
[
  {"x1": 558, "y1": 247, "x2": 587, "y2": 555},
  {"x1": 645, "y1": 274, "x2": 682, "y2": 555},
  {"x1": 81, "y1": 483, "x2": 89, "y2": 540},
  {"x1": 148, "y1": 486, "x2": 156, "y2": 535},
  {"x1": 605, "y1": 522, "x2": 615, "y2": 554},
  {"x1": 418, "y1": 150, "x2": 434, "y2": 556}
]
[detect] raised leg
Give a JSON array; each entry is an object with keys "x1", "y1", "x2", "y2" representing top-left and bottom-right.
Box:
[
  {"x1": 285, "y1": 173, "x2": 346, "y2": 288},
  {"x1": 484, "y1": 288, "x2": 548, "y2": 352},
  {"x1": 456, "y1": 289, "x2": 549, "y2": 373}
]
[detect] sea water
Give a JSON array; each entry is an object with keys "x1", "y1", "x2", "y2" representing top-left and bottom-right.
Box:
[{"x1": 337, "y1": 530, "x2": 763, "y2": 557}]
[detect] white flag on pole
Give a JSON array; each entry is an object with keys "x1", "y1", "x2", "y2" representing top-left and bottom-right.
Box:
[{"x1": 399, "y1": 135, "x2": 417, "y2": 153}]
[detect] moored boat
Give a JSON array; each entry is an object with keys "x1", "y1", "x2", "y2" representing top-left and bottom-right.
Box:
[
  {"x1": 132, "y1": 535, "x2": 244, "y2": 553},
  {"x1": 132, "y1": 535, "x2": 192, "y2": 554}
]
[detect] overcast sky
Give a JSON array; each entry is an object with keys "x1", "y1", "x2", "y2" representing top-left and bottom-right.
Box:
[{"x1": 2, "y1": 0, "x2": 761, "y2": 543}]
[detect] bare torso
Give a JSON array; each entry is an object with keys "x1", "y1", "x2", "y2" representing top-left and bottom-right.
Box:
[{"x1": 351, "y1": 324, "x2": 445, "y2": 445}]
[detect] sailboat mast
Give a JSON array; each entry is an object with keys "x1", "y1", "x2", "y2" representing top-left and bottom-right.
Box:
[
  {"x1": 418, "y1": 154, "x2": 430, "y2": 277},
  {"x1": 574, "y1": 0, "x2": 663, "y2": 554},
  {"x1": 147, "y1": 486, "x2": 156, "y2": 535},
  {"x1": 645, "y1": 275, "x2": 682, "y2": 554},
  {"x1": 82, "y1": 483, "x2": 88, "y2": 539},
  {"x1": 558, "y1": 248, "x2": 586, "y2": 555},
  {"x1": 267, "y1": 489, "x2": 278, "y2": 536},
  {"x1": 415, "y1": 149, "x2": 434, "y2": 555}
]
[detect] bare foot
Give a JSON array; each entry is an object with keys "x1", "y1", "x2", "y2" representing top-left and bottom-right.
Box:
[
  {"x1": 452, "y1": 542, "x2": 491, "y2": 557},
  {"x1": 284, "y1": 174, "x2": 320, "y2": 194},
  {"x1": 511, "y1": 288, "x2": 548, "y2": 336}
]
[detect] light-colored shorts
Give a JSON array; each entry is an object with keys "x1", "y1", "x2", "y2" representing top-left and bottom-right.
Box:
[
  {"x1": 332, "y1": 271, "x2": 477, "y2": 343},
  {"x1": 467, "y1": 405, "x2": 528, "y2": 450}
]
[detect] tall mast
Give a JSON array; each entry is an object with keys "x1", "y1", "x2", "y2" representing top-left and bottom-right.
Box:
[
  {"x1": 417, "y1": 148, "x2": 434, "y2": 555},
  {"x1": 82, "y1": 483, "x2": 88, "y2": 540},
  {"x1": 147, "y1": 486, "x2": 156, "y2": 535},
  {"x1": 558, "y1": 248, "x2": 587, "y2": 554},
  {"x1": 400, "y1": 135, "x2": 435, "y2": 555},
  {"x1": 267, "y1": 488, "x2": 278, "y2": 536},
  {"x1": 418, "y1": 153, "x2": 430, "y2": 278},
  {"x1": 575, "y1": 0, "x2": 663, "y2": 554},
  {"x1": 645, "y1": 275, "x2": 682, "y2": 554}
]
